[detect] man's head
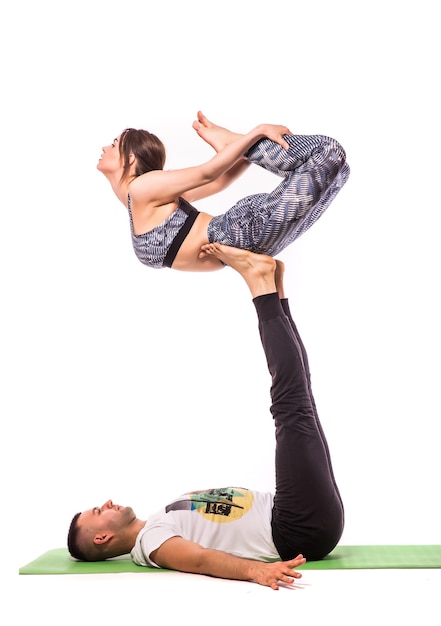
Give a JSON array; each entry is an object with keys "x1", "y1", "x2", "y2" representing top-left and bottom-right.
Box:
[{"x1": 67, "y1": 500, "x2": 143, "y2": 561}]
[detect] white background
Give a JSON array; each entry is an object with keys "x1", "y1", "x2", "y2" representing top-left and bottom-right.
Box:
[{"x1": 3, "y1": 0, "x2": 440, "y2": 583}]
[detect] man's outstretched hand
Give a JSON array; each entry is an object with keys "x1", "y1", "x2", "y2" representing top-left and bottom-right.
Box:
[{"x1": 249, "y1": 554, "x2": 306, "y2": 590}]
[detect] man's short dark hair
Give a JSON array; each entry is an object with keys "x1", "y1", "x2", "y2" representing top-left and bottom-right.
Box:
[{"x1": 67, "y1": 512, "x2": 90, "y2": 561}]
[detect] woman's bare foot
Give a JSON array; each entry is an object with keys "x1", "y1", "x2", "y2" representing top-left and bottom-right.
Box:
[
  {"x1": 275, "y1": 260, "x2": 286, "y2": 299},
  {"x1": 192, "y1": 111, "x2": 243, "y2": 153},
  {"x1": 200, "y1": 242, "x2": 277, "y2": 298}
]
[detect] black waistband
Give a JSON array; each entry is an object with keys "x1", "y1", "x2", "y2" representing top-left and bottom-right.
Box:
[{"x1": 163, "y1": 198, "x2": 199, "y2": 268}]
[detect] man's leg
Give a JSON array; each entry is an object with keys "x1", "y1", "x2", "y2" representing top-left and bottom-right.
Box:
[
  {"x1": 201, "y1": 244, "x2": 344, "y2": 560},
  {"x1": 275, "y1": 263, "x2": 344, "y2": 512},
  {"x1": 254, "y1": 291, "x2": 344, "y2": 560}
]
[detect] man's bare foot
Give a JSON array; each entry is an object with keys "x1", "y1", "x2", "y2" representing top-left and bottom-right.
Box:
[
  {"x1": 200, "y1": 242, "x2": 277, "y2": 298},
  {"x1": 275, "y1": 260, "x2": 286, "y2": 299},
  {"x1": 192, "y1": 111, "x2": 243, "y2": 153}
]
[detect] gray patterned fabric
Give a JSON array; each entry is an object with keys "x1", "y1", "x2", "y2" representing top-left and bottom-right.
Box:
[
  {"x1": 207, "y1": 134, "x2": 350, "y2": 256},
  {"x1": 127, "y1": 196, "x2": 193, "y2": 269}
]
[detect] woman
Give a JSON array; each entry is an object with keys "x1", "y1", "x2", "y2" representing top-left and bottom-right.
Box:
[{"x1": 97, "y1": 112, "x2": 350, "y2": 271}]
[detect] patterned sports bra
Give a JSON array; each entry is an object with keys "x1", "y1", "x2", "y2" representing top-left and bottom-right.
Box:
[{"x1": 127, "y1": 195, "x2": 199, "y2": 269}]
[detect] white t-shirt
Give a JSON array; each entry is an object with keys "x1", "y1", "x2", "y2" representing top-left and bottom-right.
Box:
[{"x1": 131, "y1": 487, "x2": 279, "y2": 567}]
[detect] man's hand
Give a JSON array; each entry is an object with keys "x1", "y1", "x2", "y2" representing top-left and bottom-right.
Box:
[{"x1": 248, "y1": 554, "x2": 306, "y2": 590}]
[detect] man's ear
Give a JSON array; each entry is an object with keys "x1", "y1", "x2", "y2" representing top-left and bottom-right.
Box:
[{"x1": 93, "y1": 531, "x2": 114, "y2": 545}]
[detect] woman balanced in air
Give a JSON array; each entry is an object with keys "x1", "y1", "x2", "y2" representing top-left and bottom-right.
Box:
[{"x1": 97, "y1": 112, "x2": 350, "y2": 272}]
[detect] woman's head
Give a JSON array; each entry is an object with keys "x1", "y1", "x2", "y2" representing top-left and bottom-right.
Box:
[{"x1": 119, "y1": 128, "x2": 166, "y2": 183}]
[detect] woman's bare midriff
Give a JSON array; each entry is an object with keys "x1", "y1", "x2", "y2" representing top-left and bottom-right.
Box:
[{"x1": 171, "y1": 212, "x2": 224, "y2": 272}]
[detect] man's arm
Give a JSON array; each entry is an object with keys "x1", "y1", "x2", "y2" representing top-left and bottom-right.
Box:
[{"x1": 150, "y1": 536, "x2": 306, "y2": 590}]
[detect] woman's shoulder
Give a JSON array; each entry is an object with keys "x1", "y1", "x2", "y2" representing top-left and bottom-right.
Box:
[
  {"x1": 127, "y1": 172, "x2": 153, "y2": 198},
  {"x1": 129, "y1": 170, "x2": 176, "y2": 205}
]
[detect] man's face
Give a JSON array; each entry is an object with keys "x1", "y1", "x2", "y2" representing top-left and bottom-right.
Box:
[{"x1": 77, "y1": 500, "x2": 136, "y2": 535}]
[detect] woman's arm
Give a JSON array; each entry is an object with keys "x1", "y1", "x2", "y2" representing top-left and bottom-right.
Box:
[
  {"x1": 183, "y1": 158, "x2": 251, "y2": 203},
  {"x1": 129, "y1": 124, "x2": 291, "y2": 206},
  {"x1": 183, "y1": 110, "x2": 252, "y2": 201},
  {"x1": 150, "y1": 536, "x2": 306, "y2": 590}
]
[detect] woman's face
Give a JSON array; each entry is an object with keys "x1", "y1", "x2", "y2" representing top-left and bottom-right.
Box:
[{"x1": 97, "y1": 135, "x2": 122, "y2": 174}]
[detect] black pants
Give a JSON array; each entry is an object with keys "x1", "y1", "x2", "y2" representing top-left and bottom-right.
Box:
[{"x1": 253, "y1": 293, "x2": 344, "y2": 561}]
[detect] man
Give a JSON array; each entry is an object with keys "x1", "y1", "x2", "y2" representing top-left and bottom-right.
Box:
[{"x1": 68, "y1": 244, "x2": 344, "y2": 590}]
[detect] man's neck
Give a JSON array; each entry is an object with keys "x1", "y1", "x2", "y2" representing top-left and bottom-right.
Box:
[{"x1": 129, "y1": 518, "x2": 147, "y2": 546}]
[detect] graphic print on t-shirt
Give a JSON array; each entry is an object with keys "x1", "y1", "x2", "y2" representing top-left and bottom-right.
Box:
[{"x1": 165, "y1": 487, "x2": 254, "y2": 523}]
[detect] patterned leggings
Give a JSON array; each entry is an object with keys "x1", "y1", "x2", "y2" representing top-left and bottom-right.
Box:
[
  {"x1": 254, "y1": 292, "x2": 344, "y2": 561},
  {"x1": 207, "y1": 134, "x2": 350, "y2": 256}
]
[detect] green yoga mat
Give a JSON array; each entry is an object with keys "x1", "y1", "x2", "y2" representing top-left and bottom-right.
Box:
[{"x1": 19, "y1": 545, "x2": 441, "y2": 575}]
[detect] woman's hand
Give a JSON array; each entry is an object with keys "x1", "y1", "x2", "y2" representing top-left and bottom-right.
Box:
[{"x1": 257, "y1": 123, "x2": 292, "y2": 150}]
